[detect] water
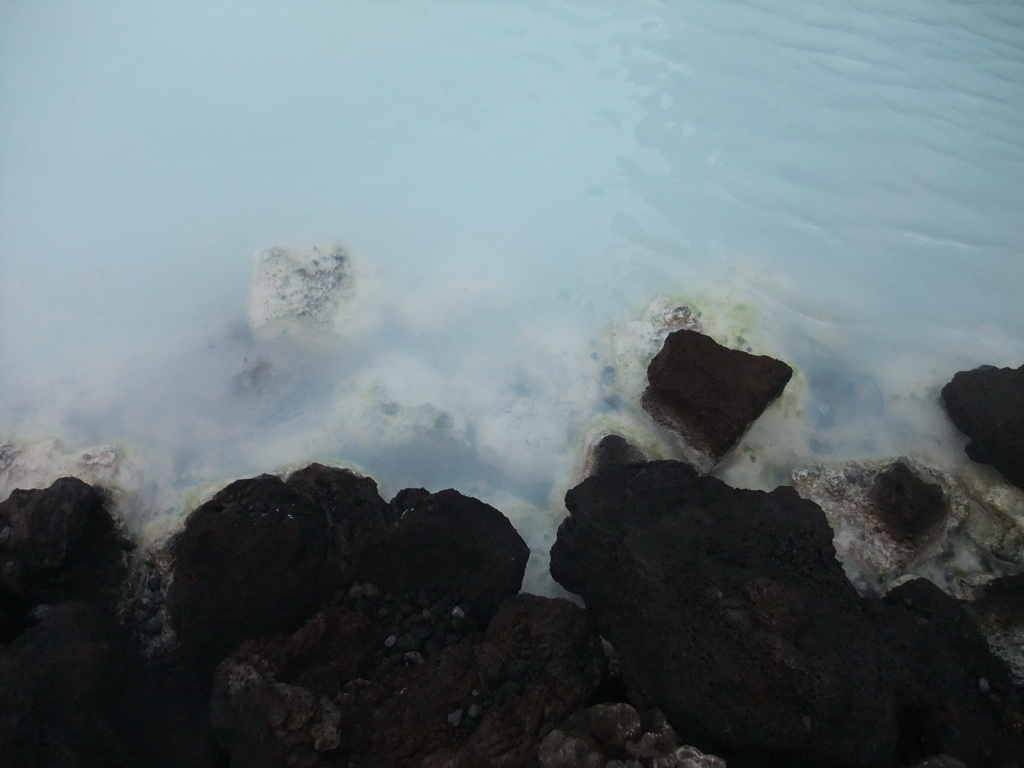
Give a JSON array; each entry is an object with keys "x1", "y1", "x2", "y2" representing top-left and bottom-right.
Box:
[{"x1": 2, "y1": 1, "x2": 1022, "y2": 592}]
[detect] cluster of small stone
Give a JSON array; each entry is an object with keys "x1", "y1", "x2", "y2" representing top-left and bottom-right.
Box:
[{"x1": 337, "y1": 582, "x2": 476, "y2": 669}]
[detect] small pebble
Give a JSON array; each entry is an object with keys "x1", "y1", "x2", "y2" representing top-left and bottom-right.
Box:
[
  {"x1": 467, "y1": 703, "x2": 483, "y2": 719},
  {"x1": 979, "y1": 677, "x2": 991, "y2": 694},
  {"x1": 471, "y1": 688, "x2": 480, "y2": 698},
  {"x1": 404, "y1": 651, "x2": 425, "y2": 665},
  {"x1": 349, "y1": 583, "x2": 366, "y2": 599},
  {"x1": 384, "y1": 634, "x2": 398, "y2": 648},
  {"x1": 0, "y1": 526, "x2": 11, "y2": 546},
  {"x1": 421, "y1": 608, "x2": 433, "y2": 620},
  {"x1": 451, "y1": 605, "x2": 465, "y2": 619},
  {"x1": 447, "y1": 709, "x2": 464, "y2": 727},
  {"x1": 363, "y1": 583, "x2": 380, "y2": 598}
]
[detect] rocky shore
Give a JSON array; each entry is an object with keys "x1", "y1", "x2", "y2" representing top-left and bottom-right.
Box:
[{"x1": 2, "y1": 325, "x2": 1023, "y2": 767}]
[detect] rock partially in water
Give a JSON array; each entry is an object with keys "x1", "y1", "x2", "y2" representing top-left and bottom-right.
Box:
[
  {"x1": 942, "y1": 363, "x2": 1024, "y2": 490},
  {"x1": 791, "y1": 458, "x2": 971, "y2": 594},
  {"x1": 641, "y1": 330, "x2": 792, "y2": 473},
  {"x1": 551, "y1": 460, "x2": 896, "y2": 768},
  {"x1": 578, "y1": 433, "x2": 652, "y2": 481},
  {"x1": 247, "y1": 243, "x2": 375, "y2": 341}
]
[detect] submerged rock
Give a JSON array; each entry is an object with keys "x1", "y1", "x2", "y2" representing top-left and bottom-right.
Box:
[
  {"x1": 641, "y1": 330, "x2": 792, "y2": 473},
  {"x1": 247, "y1": 243, "x2": 375, "y2": 340},
  {"x1": 791, "y1": 458, "x2": 971, "y2": 594},
  {"x1": 942, "y1": 363, "x2": 1024, "y2": 489},
  {"x1": 551, "y1": 460, "x2": 895, "y2": 768}
]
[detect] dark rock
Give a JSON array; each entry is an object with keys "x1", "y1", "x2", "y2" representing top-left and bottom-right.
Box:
[
  {"x1": 0, "y1": 477, "x2": 130, "y2": 635},
  {"x1": 353, "y1": 488, "x2": 530, "y2": 623},
  {"x1": 550, "y1": 460, "x2": 895, "y2": 768},
  {"x1": 942, "y1": 364, "x2": 1024, "y2": 489},
  {"x1": 641, "y1": 329, "x2": 792, "y2": 471},
  {"x1": 871, "y1": 461, "x2": 947, "y2": 544},
  {"x1": 966, "y1": 573, "x2": 1024, "y2": 683},
  {"x1": 876, "y1": 578, "x2": 1024, "y2": 767},
  {"x1": 581, "y1": 434, "x2": 651, "y2": 479},
  {"x1": 211, "y1": 593, "x2": 605, "y2": 768},
  {"x1": 167, "y1": 464, "x2": 390, "y2": 673},
  {"x1": 0, "y1": 602, "x2": 223, "y2": 767}
]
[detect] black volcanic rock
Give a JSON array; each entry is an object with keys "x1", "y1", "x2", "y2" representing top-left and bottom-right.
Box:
[
  {"x1": 550, "y1": 460, "x2": 896, "y2": 768},
  {"x1": 0, "y1": 602, "x2": 222, "y2": 768},
  {"x1": 353, "y1": 488, "x2": 530, "y2": 623},
  {"x1": 874, "y1": 578, "x2": 1024, "y2": 768},
  {"x1": 941, "y1": 363, "x2": 1024, "y2": 489},
  {"x1": 167, "y1": 464, "x2": 391, "y2": 673},
  {"x1": 0, "y1": 477, "x2": 129, "y2": 636},
  {"x1": 642, "y1": 329, "x2": 793, "y2": 471}
]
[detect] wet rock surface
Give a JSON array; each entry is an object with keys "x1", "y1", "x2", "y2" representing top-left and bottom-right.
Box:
[
  {"x1": 641, "y1": 329, "x2": 792, "y2": 472},
  {"x1": 942, "y1": 363, "x2": 1024, "y2": 489}
]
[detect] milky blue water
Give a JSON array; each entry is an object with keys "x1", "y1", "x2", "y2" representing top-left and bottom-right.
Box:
[{"x1": 2, "y1": 1, "x2": 1022, "y2": 589}]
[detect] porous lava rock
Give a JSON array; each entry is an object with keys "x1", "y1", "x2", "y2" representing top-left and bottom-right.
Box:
[
  {"x1": 791, "y1": 458, "x2": 969, "y2": 594},
  {"x1": 0, "y1": 602, "x2": 222, "y2": 768},
  {"x1": 874, "y1": 577, "x2": 1024, "y2": 767},
  {"x1": 942, "y1": 363, "x2": 1024, "y2": 489},
  {"x1": 641, "y1": 330, "x2": 792, "y2": 472},
  {"x1": 0, "y1": 476, "x2": 130, "y2": 636},
  {"x1": 538, "y1": 703, "x2": 726, "y2": 767},
  {"x1": 211, "y1": 593, "x2": 605, "y2": 768},
  {"x1": 167, "y1": 464, "x2": 391, "y2": 673},
  {"x1": 550, "y1": 460, "x2": 896, "y2": 768},
  {"x1": 353, "y1": 488, "x2": 530, "y2": 622}
]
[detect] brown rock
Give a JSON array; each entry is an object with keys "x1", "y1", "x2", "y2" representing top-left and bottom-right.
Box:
[{"x1": 641, "y1": 330, "x2": 792, "y2": 472}]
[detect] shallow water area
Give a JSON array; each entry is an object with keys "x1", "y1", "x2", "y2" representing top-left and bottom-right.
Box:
[{"x1": 1, "y1": 0, "x2": 1023, "y2": 593}]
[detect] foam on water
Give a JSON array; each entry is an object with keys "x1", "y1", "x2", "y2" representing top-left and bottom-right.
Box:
[{"x1": 1, "y1": 0, "x2": 1022, "y2": 592}]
